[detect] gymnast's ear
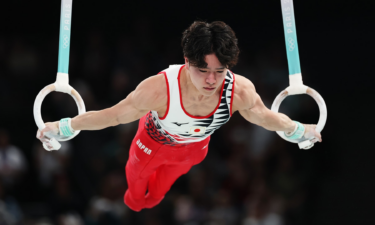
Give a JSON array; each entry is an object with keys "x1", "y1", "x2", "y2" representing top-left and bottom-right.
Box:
[{"x1": 184, "y1": 57, "x2": 189, "y2": 69}]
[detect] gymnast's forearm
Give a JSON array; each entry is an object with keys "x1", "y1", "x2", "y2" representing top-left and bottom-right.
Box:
[
  {"x1": 70, "y1": 110, "x2": 119, "y2": 131},
  {"x1": 260, "y1": 111, "x2": 296, "y2": 133},
  {"x1": 70, "y1": 103, "x2": 146, "y2": 131},
  {"x1": 241, "y1": 102, "x2": 296, "y2": 133},
  {"x1": 70, "y1": 90, "x2": 148, "y2": 131}
]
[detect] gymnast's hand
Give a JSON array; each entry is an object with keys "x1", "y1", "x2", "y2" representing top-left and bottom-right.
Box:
[
  {"x1": 36, "y1": 122, "x2": 59, "y2": 150},
  {"x1": 303, "y1": 124, "x2": 322, "y2": 143}
]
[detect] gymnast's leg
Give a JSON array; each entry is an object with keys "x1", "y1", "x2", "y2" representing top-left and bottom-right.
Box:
[
  {"x1": 123, "y1": 119, "x2": 163, "y2": 211},
  {"x1": 144, "y1": 163, "x2": 193, "y2": 208},
  {"x1": 145, "y1": 140, "x2": 209, "y2": 208}
]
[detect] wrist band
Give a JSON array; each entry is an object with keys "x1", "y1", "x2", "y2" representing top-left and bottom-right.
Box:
[
  {"x1": 285, "y1": 122, "x2": 298, "y2": 136},
  {"x1": 284, "y1": 121, "x2": 305, "y2": 139},
  {"x1": 59, "y1": 118, "x2": 75, "y2": 136}
]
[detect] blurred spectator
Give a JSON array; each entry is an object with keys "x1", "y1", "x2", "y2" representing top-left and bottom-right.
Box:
[
  {"x1": 58, "y1": 213, "x2": 84, "y2": 225},
  {"x1": 174, "y1": 194, "x2": 207, "y2": 225},
  {"x1": 100, "y1": 122, "x2": 138, "y2": 167},
  {"x1": 33, "y1": 141, "x2": 72, "y2": 188},
  {"x1": 48, "y1": 174, "x2": 84, "y2": 223},
  {"x1": 209, "y1": 189, "x2": 239, "y2": 225},
  {"x1": 0, "y1": 180, "x2": 23, "y2": 225},
  {"x1": 0, "y1": 129, "x2": 27, "y2": 189},
  {"x1": 85, "y1": 171, "x2": 127, "y2": 225},
  {"x1": 174, "y1": 195, "x2": 195, "y2": 224},
  {"x1": 269, "y1": 153, "x2": 307, "y2": 224},
  {"x1": 242, "y1": 179, "x2": 284, "y2": 225}
]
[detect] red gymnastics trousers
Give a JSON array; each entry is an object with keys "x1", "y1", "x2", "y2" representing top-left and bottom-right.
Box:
[{"x1": 124, "y1": 115, "x2": 210, "y2": 211}]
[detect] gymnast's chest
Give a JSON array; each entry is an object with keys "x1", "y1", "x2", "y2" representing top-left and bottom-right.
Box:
[{"x1": 180, "y1": 94, "x2": 219, "y2": 117}]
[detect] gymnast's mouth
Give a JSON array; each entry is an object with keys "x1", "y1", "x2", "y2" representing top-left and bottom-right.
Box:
[{"x1": 203, "y1": 87, "x2": 215, "y2": 91}]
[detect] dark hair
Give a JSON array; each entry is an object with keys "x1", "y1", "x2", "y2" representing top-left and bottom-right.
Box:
[{"x1": 181, "y1": 21, "x2": 239, "y2": 69}]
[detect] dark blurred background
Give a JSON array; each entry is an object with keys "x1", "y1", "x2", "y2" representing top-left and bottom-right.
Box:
[{"x1": 0, "y1": 0, "x2": 374, "y2": 224}]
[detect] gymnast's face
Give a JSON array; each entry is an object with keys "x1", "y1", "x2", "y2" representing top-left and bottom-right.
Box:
[{"x1": 185, "y1": 54, "x2": 227, "y2": 96}]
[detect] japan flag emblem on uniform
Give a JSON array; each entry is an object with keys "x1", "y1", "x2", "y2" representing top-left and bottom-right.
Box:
[{"x1": 189, "y1": 127, "x2": 206, "y2": 135}]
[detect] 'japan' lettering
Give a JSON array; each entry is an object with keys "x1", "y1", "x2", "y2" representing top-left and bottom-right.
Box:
[{"x1": 136, "y1": 139, "x2": 152, "y2": 155}]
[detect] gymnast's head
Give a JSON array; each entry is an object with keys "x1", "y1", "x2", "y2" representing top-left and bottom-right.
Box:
[
  {"x1": 181, "y1": 21, "x2": 239, "y2": 96},
  {"x1": 181, "y1": 21, "x2": 240, "y2": 70}
]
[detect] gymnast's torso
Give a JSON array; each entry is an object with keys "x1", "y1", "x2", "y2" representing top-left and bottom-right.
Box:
[{"x1": 143, "y1": 64, "x2": 235, "y2": 146}]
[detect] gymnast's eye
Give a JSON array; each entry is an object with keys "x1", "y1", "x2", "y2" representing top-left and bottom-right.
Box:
[
  {"x1": 217, "y1": 71, "x2": 224, "y2": 73},
  {"x1": 199, "y1": 70, "x2": 207, "y2": 73}
]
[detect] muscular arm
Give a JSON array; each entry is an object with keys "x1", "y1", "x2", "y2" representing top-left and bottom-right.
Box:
[
  {"x1": 70, "y1": 74, "x2": 167, "y2": 131},
  {"x1": 233, "y1": 75, "x2": 296, "y2": 133}
]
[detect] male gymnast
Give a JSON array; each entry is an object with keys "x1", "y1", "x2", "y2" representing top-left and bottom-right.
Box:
[{"x1": 37, "y1": 21, "x2": 322, "y2": 212}]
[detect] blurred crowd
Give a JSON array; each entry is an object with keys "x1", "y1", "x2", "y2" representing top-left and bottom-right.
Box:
[{"x1": 0, "y1": 20, "x2": 321, "y2": 225}]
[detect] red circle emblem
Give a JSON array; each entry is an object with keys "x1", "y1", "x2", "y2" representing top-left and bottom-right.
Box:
[{"x1": 194, "y1": 129, "x2": 201, "y2": 132}]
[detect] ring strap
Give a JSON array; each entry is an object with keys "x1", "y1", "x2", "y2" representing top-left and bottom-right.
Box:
[
  {"x1": 281, "y1": 0, "x2": 301, "y2": 76},
  {"x1": 58, "y1": 0, "x2": 73, "y2": 74}
]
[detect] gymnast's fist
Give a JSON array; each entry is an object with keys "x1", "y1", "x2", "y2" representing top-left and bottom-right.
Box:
[
  {"x1": 303, "y1": 124, "x2": 322, "y2": 143},
  {"x1": 36, "y1": 121, "x2": 59, "y2": 150}
]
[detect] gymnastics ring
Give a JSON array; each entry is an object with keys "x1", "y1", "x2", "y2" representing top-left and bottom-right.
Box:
[
  {"x1": 274, "y1": 0, "x2": 328, "y2": 149},
  {"x1": 33, "y1": 73, "x2": 86, "y2": 148},
  {"x1": 271, "y1": 83, "x2": 327, "y2": 149}
]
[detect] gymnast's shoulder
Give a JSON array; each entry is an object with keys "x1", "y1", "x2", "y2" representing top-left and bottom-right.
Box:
[
  {"x1": 231, "y1": 74, "x2": 257, "y2": 112},
  {"x1": 131, "y1": 74, "x2": 168, "y2": 110}
]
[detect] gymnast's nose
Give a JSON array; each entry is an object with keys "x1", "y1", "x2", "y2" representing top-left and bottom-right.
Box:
[{"x1": 206, "y1": 72, "x2": 216, "y2": 85}]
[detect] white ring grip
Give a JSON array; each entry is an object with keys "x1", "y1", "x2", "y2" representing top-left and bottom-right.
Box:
[
  {"x1": 271, "y1": 87, "x2": 327, "y2": 148},
  {"x1": 33, "y1": 73, "x2": 86, "y2": 144}
]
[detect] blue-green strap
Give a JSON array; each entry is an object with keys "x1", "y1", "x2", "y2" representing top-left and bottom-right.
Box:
[
  {"x1": 285, "y1": 121, "x2": 305, "y2": 139},
  {"x1": 281, "y1": 0, "x2": 301, "y2": 75},
  {"x1": 59, "y1": 118, "x2": 74, "y2": 136},
  {"x1": 57, "y1": 0, "x2": 73, "y2": 74}
]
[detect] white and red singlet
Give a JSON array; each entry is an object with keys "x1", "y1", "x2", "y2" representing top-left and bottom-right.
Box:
[{"x1": 145, "y1": 64, "x2": 235, "y2": 146}]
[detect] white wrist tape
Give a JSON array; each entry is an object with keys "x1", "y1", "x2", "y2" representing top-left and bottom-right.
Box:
[
  {"x1": 59, "y1": 118, "x2": 75, "y2": 136},
  {"x1": 43, "y1": 138, "x2": 61, "y2": 151}
]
